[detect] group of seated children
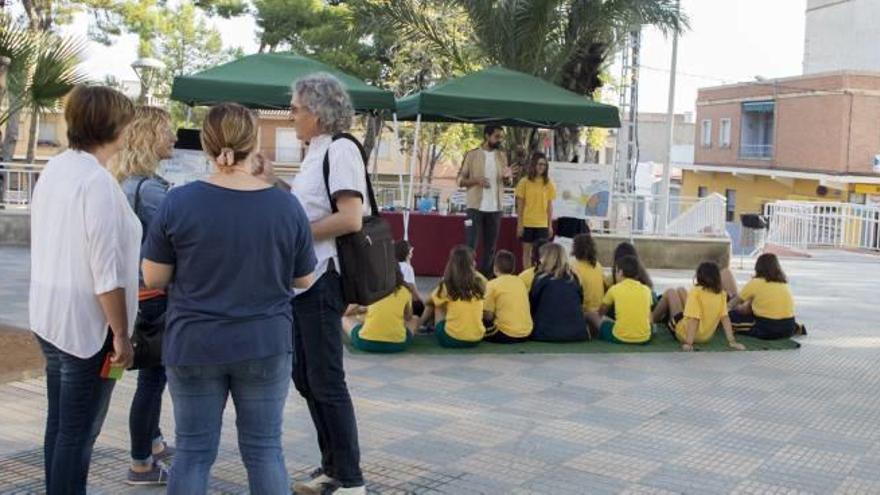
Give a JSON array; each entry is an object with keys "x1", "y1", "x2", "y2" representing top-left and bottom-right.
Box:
[{"x1": 343, "y1": 234, "x2": 804, "y2": 352}]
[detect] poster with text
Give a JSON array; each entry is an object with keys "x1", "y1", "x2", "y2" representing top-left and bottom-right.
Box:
[
  {"x1": 548, "y1": 162, "x2": 614, "y2": 220},
  {"x1": 159, "y1": 149, "x2": 213, "y2": 188}
]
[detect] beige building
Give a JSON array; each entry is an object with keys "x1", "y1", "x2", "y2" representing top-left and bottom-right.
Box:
[
  {"x1": 683, "y1": 71, "x2": 880, "y2": 220},
  {"x1": 3, "y1": 111, "x2": 67, "y2": 161}
]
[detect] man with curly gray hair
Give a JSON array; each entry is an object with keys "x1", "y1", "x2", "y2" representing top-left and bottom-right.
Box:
[{"x1": 288, "y1": 73, "x2": 368, "y2": 495}]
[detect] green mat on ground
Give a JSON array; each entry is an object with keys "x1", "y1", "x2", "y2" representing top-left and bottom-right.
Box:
[{"x1": 344, "y1": 325, "x2": 801, "y2": 355}]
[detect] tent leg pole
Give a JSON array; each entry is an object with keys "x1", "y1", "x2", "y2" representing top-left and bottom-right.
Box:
[
  {"x1": 392, "y1": 113, "x2": 403, "y2": 209},
  {"x1": 405, "y1": 114, "x2": 422, "y2": 241}
]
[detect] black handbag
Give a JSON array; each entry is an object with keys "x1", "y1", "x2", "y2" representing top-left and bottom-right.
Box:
[
  {"x1": 129, "y1": 177, "x2": 166, "y2": 370},
  {"x1": 322, "y1": 133, "x2": 397, "y2": 305}
]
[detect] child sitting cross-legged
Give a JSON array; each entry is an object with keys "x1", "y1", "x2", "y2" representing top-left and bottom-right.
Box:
[
  {"x1": 418, "y1": 245, "x2": 486, "y2": 348},
  {"x1": 598, "y1": 255, "x2": 653, "y2": 344},
  {"x1": 530, "y1": 243, "x2": 588, "y2": 342},
  {"x1": 727, "y1": 253, "x2": 805, "y2": 340},
  {"x1": 342, "y1": 267, "x2": 415, "y2": 353},
  {"x1": 653, "y1": 261, "x2": 746, "y2": 352},
  {"x1": 483, "y1": 250, "x2": 533, "y2": 343}
]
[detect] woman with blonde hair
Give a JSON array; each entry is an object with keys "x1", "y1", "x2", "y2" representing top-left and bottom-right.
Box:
[
  {"x1": 141, "y1": 103, "x2": 317, "y2": 494},
  {"x1": 529, "y1": 243, "x2": 588, "y2": 342},
  {"x1": 112, "y1": 106, "x2": 177, "y2": 485}
]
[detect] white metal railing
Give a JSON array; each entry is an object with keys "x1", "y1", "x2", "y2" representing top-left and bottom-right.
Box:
[
  {"x1": 739, "y1": 144, "x2": 774, "y2": 159},
  {"x1": 0, "y1": 163, "x2": 43, "y2": 210},
  {"x1": 599, "y1": 192, "x2": 728, "y2": 238},
  {"x1": 373, "y1": 179, "x2": 727, "y2": 239},
  {"x1": 765, "y1": 200, "x2": 880, "y2": 251},
  {"x1": 665, "y1": 193, "x2": 728, "y2": 237}
]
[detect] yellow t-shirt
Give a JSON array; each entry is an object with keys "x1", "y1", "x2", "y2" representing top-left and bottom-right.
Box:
[
  {"x1": 360, "y1": 287, "x2": 412, "y2": 343},
  {"x1": 484, "y1": 274, "x2": 533, "y2": 338},
  {"x1": 602, "y1": 278, "x2": 653, "y2": 343},
  {"x1": 740, "y1": 278, "x2": 795, "y2": 319},
  {"x1": 571, "y1": 259, "x2": 605, "y2": 312},
  {"x1": 515, "y1": 178, "x2": 556, "y2": 228},
  {"x1": 519, "y1": 267, "x2": 536, "y2": 291},
  {"x1": 674, "y1": 286, "x2": 727, "y2": 344},
  {"x1": 432, "y1": 284, "x2": 486, "y2": 342}
]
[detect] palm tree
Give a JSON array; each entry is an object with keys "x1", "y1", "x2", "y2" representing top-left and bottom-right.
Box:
[
  {"x1": 22, "y1": 34, "x2": 87, "y2": 162},
  {"x1": 0, "y1": 15, "x2": 86, "y2": 162},
  {"x1": 360, "y1": 0, "x2": 687, "y2": 159}
]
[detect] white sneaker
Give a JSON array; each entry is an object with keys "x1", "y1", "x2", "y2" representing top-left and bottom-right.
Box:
[
  {"x1": 325, "y1": 486, "x2": 366, "y2": 495},
  {"x1": 292, "y1": 468, "x2": 336, "y2": 495}
]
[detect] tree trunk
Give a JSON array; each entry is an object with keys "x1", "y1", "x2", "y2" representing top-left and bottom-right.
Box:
[
  {"x1": 555, "y1": 41, "x2": 609, "y2": 162},
  {"x1": 361, "y1": 112, "x2": 382, "y2": 176},
  {"x1": 2, "y1": 104, "x2": 22, "y2": 162},
  {"x1": 26, "y1": 110, "x2": 38, "y2": 163}
]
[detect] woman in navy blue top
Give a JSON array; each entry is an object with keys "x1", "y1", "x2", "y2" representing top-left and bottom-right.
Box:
[
  {"x1": 142, "y1": 103, "x2": 316, "y2": 495},
  {"x1": 529, "y1": 243, "x2": 589, "y2": 342}
]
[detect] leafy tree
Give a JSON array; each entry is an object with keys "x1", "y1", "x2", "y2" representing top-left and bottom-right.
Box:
[
  {"x1": 365, "y1": 0, "x2": 687, "y2": 160},
  {"x1": 84, "y1": 0, "x2": 241, "y2": 127}
]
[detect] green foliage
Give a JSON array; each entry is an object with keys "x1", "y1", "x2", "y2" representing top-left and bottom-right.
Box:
[
  {"x1": 0, "y1": 16, "x2": 87, "y2": 128},
  {"x1": 83, "y1": 0, "x2": 240, "y2": 127}
]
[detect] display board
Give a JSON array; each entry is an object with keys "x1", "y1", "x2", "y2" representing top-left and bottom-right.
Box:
[{"x1": 548, "y1": 161, "x2": 614, "y2": 219}]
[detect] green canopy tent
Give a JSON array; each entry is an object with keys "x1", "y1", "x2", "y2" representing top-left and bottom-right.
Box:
[
  {"x1": 170, "y1": 52, "x2": 395, "y2": 112},
  {"x1": 395, "y1": 66, "x2": 620, "y2": 238},
  {"x1": 396, "y1": 66, "x2": 619, "y2": 128}
]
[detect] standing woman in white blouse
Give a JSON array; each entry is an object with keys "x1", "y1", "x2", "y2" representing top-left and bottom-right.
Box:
[{"x1": 29, "y1": 86, "x2": 138, "y2": 495}]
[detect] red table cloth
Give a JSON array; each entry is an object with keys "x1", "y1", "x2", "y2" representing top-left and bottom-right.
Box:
[{"x1": 381, "y1": 212, "x2": 524, "y2": 277}]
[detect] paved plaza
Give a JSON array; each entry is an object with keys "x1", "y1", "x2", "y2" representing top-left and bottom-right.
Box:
[{"x1": 1, "y1": 247, "x2": 879, "y2": 494}]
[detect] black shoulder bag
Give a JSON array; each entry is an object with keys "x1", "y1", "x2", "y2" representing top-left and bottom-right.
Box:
[
  {"x1": 130, "y1": 177, "x2": 166, "y2": 370},
  {"x1": 322, "y1": 133, "x2": 397, "y2": 305}
]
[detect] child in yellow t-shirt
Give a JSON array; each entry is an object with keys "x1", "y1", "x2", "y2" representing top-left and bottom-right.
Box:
[
  {"x1": 342, "y1": 268, "x2": 414, "y2": 353},
  {"x1": 570, "y1": 233, "x2": 604, "y2": 335},
  {"x1": 653, "y1": 262, "x2": 745, "y2": 352},
  {"x1": 598, "y1": 255, "x2": 653, "y2": 344},
  {"x1": 728, "y1": 253, "x2": 803, "y2": 340},
  {"x1": 519, "y1": 238, "x2": 550, "y2": 291},
  {"x1": 515, "y1": 153, "x2": 556, "y2": 269},
  {"x1": 484, "y1": 250, "x2": 533, "y2": 343},
  {"x1": 418, "y1": 245, "x2": 486, "y2": 348}
]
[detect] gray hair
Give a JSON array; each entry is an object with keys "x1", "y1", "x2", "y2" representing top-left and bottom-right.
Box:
[{"x1": 292, "y1": 73, "x2": 354, "y2": 135}]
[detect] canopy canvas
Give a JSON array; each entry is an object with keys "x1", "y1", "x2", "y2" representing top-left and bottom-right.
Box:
[
  {"x1": 396, "y1": 66, "x2": 620, "y2": 128},
  {"x1": 170, "y1": 53, "x2": 395, "y2": 112}
]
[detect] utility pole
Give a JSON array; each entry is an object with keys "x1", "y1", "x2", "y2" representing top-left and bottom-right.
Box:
[{"x1": 658, "y1": 0, "x2": 681, "y2": 235}]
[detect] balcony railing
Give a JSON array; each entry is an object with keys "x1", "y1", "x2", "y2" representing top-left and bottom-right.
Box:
[{"x1": 739, "y1": 143, "x2": 774, "y2": 159}]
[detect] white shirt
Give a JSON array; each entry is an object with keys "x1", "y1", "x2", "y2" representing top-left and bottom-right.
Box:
[
  {"x1": 29, "y1": 150, "x2": 141, "y2": 358},
  {"x1": 480, "y1": 150, "x2": 499, "y2": 212},
  {"x1": 399, "y1": 261, "x2": 416, "y2": 285},
  {"x1": 291, "y1": 134, "x2": 369, "y2": 293}
]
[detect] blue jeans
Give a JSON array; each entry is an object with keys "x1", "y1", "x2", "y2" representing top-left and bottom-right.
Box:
[
  {"x1": 166, "y1": 353, "x2": 292, "y2": 495},
  {"x1": 292, "y1": 270, "x2": 363, "y2": 486},
  {"x1": 129, "y1": 296, "x2": 167, "y2": 465},
  {"x1": 36, "y1": 333, "x2": 116, "y2": 495}
]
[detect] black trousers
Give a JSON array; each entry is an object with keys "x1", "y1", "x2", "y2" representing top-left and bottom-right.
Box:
[
  {"x1": 291, "y1": 270, "x2": 363, "y2": 486},
  {"x1": 465, "y1": 208, "x2": 502, "y2": 276}
]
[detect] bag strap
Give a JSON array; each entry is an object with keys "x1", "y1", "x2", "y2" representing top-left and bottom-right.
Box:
[
  {"x1": 133, "y1": 176, "x2": 149, "y2": 216},
  {"x1": 322, "y1": 133, "x2": 380, "y2": 217}
]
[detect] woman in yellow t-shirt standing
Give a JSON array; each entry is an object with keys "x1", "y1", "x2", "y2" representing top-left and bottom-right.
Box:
[{"x1": 515, "y1": 153, "x2": 556, "y2": 270}]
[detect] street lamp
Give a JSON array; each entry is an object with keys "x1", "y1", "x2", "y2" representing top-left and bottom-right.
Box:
[{"x1": 131, "y1": 57, "x2": 165, "y2": 105}]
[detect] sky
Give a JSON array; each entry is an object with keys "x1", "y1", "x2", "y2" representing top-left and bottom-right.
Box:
[{"x1": 64, "y1": 0, "x2": 808, "y2": 114}]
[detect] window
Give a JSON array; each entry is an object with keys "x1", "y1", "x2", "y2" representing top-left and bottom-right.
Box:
[
  {"x1": 604, "y1": 147, "x2": 615, "y2": 165},
  {"x1": 719, "y1": 118, "x2": 731, "y2": 148},
  {"x1": 698, "y1": 186, "x2": 708, "y2": 198},
  {"x1": 739, "y1": 101, "x2": 774, "y2": 158},
  {"x1": 700, "y1": 119, "x2": 712, "y2": 147},
  {"x1": 275, "y1": 128, "x2": 302, "y2": 163},
  {"x1": 725, "y1": 189, "x2": 737, "y2": 222},
  {"x1": 37, "y1": 121, "x2": 58, "y2": 146}
]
